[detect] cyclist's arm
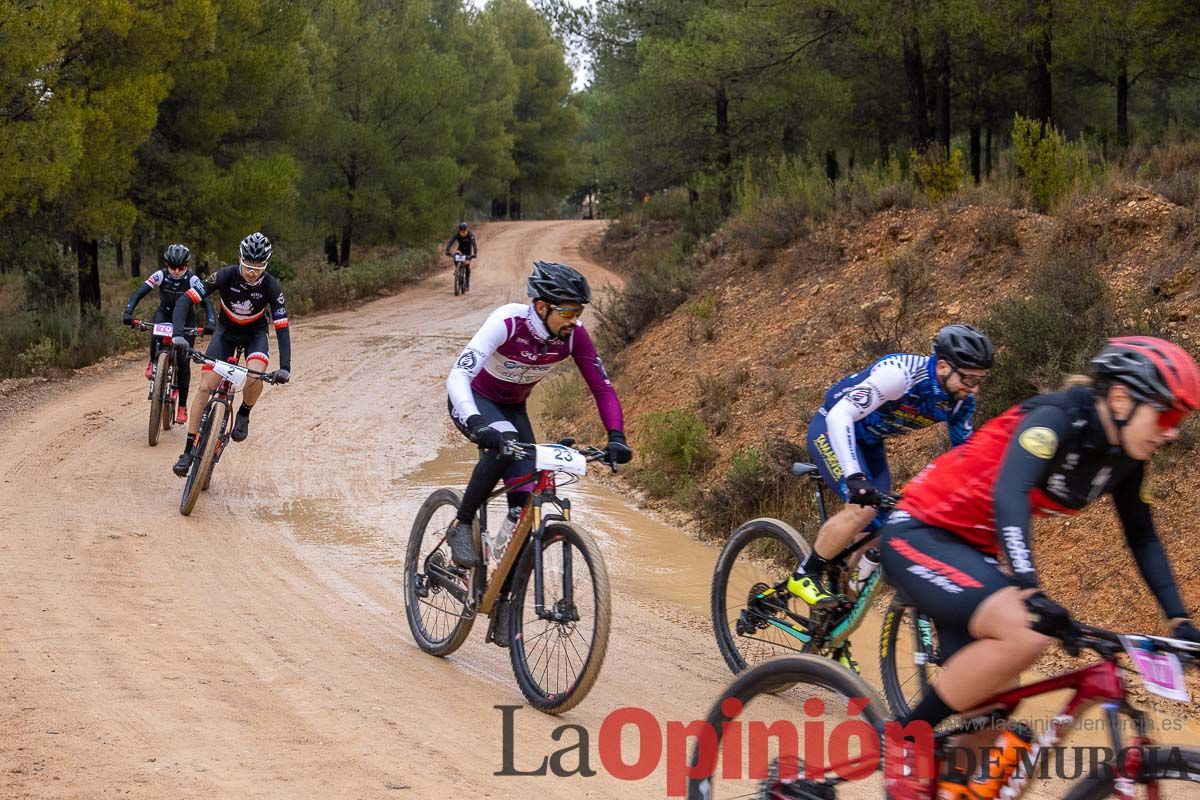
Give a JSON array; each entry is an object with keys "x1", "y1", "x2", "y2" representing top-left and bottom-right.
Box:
[
  {"x1": 948, "y1": 394, "x2": 976, "y2": 447},
  {"x1": 445, "y1": 234, "x2": 456, "y2": 255},
  {"x1": 992, "y1": 405, "x2": 1071, "y2": 589},
  {"x1": 447, "y1": 307, "x2": 509, "y2": 424},
  {"x1": 1112, "y1": 466, "x2": 1190, "y2": 621},
  {"x1": 569, "y1": 325, "x2": 624, "y2": 432},
  {"x1": 468, "y1": 233, "x2": 478, "y2": 258},
  {"x1": 196, "y1": 276, "x2": 215, "y2": 329},
  {"x1": 124, "y1": 271, "x2": 161, "y2": 318},
  {"x1": 267, "y1": 278, "x2": 291, "y2": 372},
  {"x1": 825, "y1": 359, "x2": 912, "y2": 477}
]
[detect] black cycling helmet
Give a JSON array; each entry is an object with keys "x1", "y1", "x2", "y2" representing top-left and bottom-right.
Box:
[
  {"x1": 163, "y1": 243, "x2": 191, "y2": 268},
  {"x1": 458, "y1": 220, "x2": 468, "y2": 230},
  {"x1": 932, "y1": 324, "x2": 995, "y2": 370},
  {"x1": 527, "y1": 260, "x2": 591, "y2": 304},
  {"x1": 239, "y1": 231, "x2": 273, "y2": 263}
]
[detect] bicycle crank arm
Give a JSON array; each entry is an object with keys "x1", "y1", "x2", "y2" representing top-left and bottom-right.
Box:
[{"x1": 425, "y1": 563, "x2": 471, "y2": 605}]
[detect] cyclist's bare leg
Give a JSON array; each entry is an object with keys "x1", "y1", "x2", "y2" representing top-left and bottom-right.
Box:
[
  {"x1": 812, "y1": 504, "x2": 878, "y2": 560},
  {"x1": 934, "y1": 587, "x2": 1049, "y2": 712},
  {"x1": 187, "y1": 371, "x2": 222, "y2": 437},
  {"x1": 242, "y1": 355, "x2": 268, "y2": 407}
]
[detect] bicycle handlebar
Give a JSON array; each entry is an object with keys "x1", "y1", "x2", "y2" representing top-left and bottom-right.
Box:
[
  {"x1": 130, "y1": 320, "x2": 201, "y2": 336},
  {"x1": 1024, "y1": 598, "x2": 1200, "y2": 664},
  {"x1": 184, "y1": 348, "x2": 281, "y2": 384},
  {"x1": 496, "y1": 439, "x2": 618, "y2": 472}
]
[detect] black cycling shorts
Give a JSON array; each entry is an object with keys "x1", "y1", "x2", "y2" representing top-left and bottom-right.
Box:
[
  {"x1": 204, "y1": 324, "x2": 269, "y2": 371},
  {"x1": 880, "y1": 512, "x2": 1017, "y2": 661},
  {"x1": 447, "y1": 392, "x2": 536, "y2": 488}
]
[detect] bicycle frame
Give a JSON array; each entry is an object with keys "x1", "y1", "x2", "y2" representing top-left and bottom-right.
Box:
[{"x1": 477, "y1": 466, "x2": 567, "y2": 616}]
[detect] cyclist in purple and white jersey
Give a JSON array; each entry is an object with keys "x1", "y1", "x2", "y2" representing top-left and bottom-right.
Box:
[{"x1": 444, "y1": 261, "x2": 632, "y2": 571}]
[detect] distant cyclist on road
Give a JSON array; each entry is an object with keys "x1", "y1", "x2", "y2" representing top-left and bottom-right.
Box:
[
  {"x1": 789, "y1": 324, "x2": 994, "y2": 607},
  {"x1": 445, "y1": 261, "x2": 632, "y2": 574},
  {"x1": 445, "y1": 221, "x2": 477, "y2": 293},
  {"x1": 122, "y1": 244, "x2": 214, "y2": 424},
  {"x1": 169, "y1": 232, "x2": 292, "y2": 477}
]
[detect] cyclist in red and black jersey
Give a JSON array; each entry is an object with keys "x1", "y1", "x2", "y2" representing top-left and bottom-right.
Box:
[
  {"x1": 168, "y1": 232, "x2": 291, "y2": 477},
  {"x1": 880, "y1": 336, "x2": 1200, "y2": 798}
]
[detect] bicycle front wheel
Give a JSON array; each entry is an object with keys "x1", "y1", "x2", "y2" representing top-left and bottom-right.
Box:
[
  {"x1": 712, "y1": 518, "x2": 815, "y2": 676},
  {"x1": 509, "y1": 521, "x2": 611, "y2": 714},
  {"x1": 879, "y1": 598, "x2": 943, "y2": 719},
  {"x1": 1064, "y1": 746, "x2": 1200, "y2": 798},
  {"x1": 687, "y1": 654, "x2": 889, "y2": 800},
  {"x1": 403, "y1": 488, "x2": 479, "y2": 656},
  {"x1": 180, "y1": 402, "x2": 224, "y2": 516},
  {"x1": 148, "y1": 351, "x2": 170, "y2": 446}
]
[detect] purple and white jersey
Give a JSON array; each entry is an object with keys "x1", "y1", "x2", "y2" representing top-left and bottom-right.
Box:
[{"x1": 448, "y1": 303, "x2": 624, "y2": 432}]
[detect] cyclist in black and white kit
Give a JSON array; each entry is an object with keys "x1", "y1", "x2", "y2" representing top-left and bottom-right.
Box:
[
  {"x1": 122, "y1": 244, "x2": 214, "y2": 424},
  {"x1": 169, "y1": 232, "x2": 292, "y2": 477},
  {"x1": 445, "y1": 221, "x2": 477, "y2": 292}
]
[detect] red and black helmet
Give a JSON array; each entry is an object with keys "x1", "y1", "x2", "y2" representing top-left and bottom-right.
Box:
[{"x1": 1090, "y1": 336, "x2": 1200, "y2": 413}]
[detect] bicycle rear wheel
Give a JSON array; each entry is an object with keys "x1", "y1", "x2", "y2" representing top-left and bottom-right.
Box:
[
  {"x1": 879, "y1": 598, "x2": 943, "y2": 718},
  {"x1": 180, "y1": 402, "x2": 224, "y2": 516},
  {"x1": 712, "y1": 518, "x2": 816, "y2": 676},
  {"x1": 148, "y1": 351, "x2": 170, "y2": 446},
  {"x1": 404, "y1": 488, "x2": 479, "y2": 656},
  {"x1": 509, "y1": 521, "x2": 611, "y2": 714},
  {"x1": 687, "y1": 654, "x2": 889, "y2": 800}
]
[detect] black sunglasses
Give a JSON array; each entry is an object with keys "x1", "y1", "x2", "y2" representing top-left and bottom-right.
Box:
[{"x1": 950, "y1": 364, "x2": 987, "y2": 388}]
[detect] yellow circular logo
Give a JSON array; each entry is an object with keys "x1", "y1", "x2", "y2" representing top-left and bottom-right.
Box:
[{"x1": 1018, "y1": 427, "x2": 1058, "y2": 459}]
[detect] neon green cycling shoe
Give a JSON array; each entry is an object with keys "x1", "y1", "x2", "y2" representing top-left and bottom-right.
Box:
[
  {"x1": 786, "y1": 571, "x2": 838, "y2": 608},
  {"x1": 836, "y1": 647, "x2": 860, "y2": 674}
]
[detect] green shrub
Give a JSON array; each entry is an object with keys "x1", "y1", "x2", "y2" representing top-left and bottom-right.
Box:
[
  {"x1": 728, "y1": 156, "x2": 833, "y2": 250},
  {"x1": 630, "y1": 409, "x2": 713, "y2": 500},
  {"x1": 978, "y1": 243, "x2": 1109, "y2": 420},
  {"x1": 595, "y1": 236, "x2": 694, "y2": 351},
  {"x1": 695, "y1": 438, "x2": 824, "y2": 542},
  {"x1": 16, "y1": 237, "x2": 75, "y2": 312},
  {"x1": 1011, "y1": 114, "x2": 1093, "y2": 213},
  {"x1": 911, "y1": 145, "x2": 965, "y2": 203}
]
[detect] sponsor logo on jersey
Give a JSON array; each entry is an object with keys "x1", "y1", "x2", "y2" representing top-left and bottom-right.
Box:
[
  {"x1": 1018, "y1": 426, "x2": 1058, "y2": 459},
  {"x1": 230, "y1": 299, "x2": 255, "y2": 316},
  {"x1": 456, "y1": 350, "x2": 479, "y2": 371},
  {"x1": 1140, "y1": 473, "x2": 1154, "y2": 504},
  {"x1": 813, "y1": 434, "x2": 843, "y2": 480},
  {"x1": 847, "y1": 386, "x2": 874, "y2": 409},
  {"x1": 1002, "y1": 526, "x2": 1034, "y2": 573},
  {"x1": 594, "y1": 356, "x2": 611, "y2": 383}
]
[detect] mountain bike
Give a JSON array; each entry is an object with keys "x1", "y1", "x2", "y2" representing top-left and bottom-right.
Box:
[
  {"x1": 404, "y1": 439, "x2": 613, "y2": 714},
  {"x1": 129, "y1": 319, "x2": 200, "y2": 446},
  {"x1": 711, "y1": 460, "x2": 939, "y2": 717},
  {"x1": 687, "y1": 602, "x2": 1200, "y2": 799},
  {"x1": 452, "y1": 252, "x2": 471, "y2": 296},
  {"x1": 178, "y1": 348, "x2": 280, "y2": 516}
]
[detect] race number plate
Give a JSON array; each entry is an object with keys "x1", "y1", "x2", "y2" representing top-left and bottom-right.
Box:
[
  {"x1": 534, "y1": 444, "x2": 587, "y2": 476},
  {"x1": 153, "y1": 323, "x2": 173, "y2": 337},
  {"x1": 1120, "y1": 635, "x2": 1189, "y2": 701},
  {"x1": 211, "y1": 360, "x2": 249, "y2": 390}
]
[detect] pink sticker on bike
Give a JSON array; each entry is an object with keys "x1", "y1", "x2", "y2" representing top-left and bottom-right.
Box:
[{"x1": 1120, "y1": 636, "x2": 1188, "y2": 702}]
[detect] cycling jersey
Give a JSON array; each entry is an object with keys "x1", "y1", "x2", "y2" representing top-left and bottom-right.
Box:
[
  {"x1": 124, "y1": 269, "x2": 213, "y2": 327},
  {"x1": 447, "y1": 303, "x2": 623, "y2": 432},
  {"x1": 821, "y1": 353, "x2": 975, "y2": 478},
  {"x1": 896, "y1": 385, "x2": 1186, "y2": 618},
  {"x1": 445, "y1": 230, "x2": 477, "y2": 258},
  {"x1": 174, "y1": 265, "x2": 291, "y2": 371}
]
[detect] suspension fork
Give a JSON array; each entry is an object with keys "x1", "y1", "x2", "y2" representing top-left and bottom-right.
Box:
[{"x1": 532, "y1": 496, "x2": 576, "y2": 622}]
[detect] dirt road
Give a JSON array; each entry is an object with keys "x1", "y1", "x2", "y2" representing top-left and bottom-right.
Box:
[{"x1": 3, "y1": 221, "x2": 1188, "y2": 800}]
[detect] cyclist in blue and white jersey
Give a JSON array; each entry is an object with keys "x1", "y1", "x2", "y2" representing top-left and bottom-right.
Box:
[{"x1": 787, "y1": 324, "x2": 995, "y2": 607}]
